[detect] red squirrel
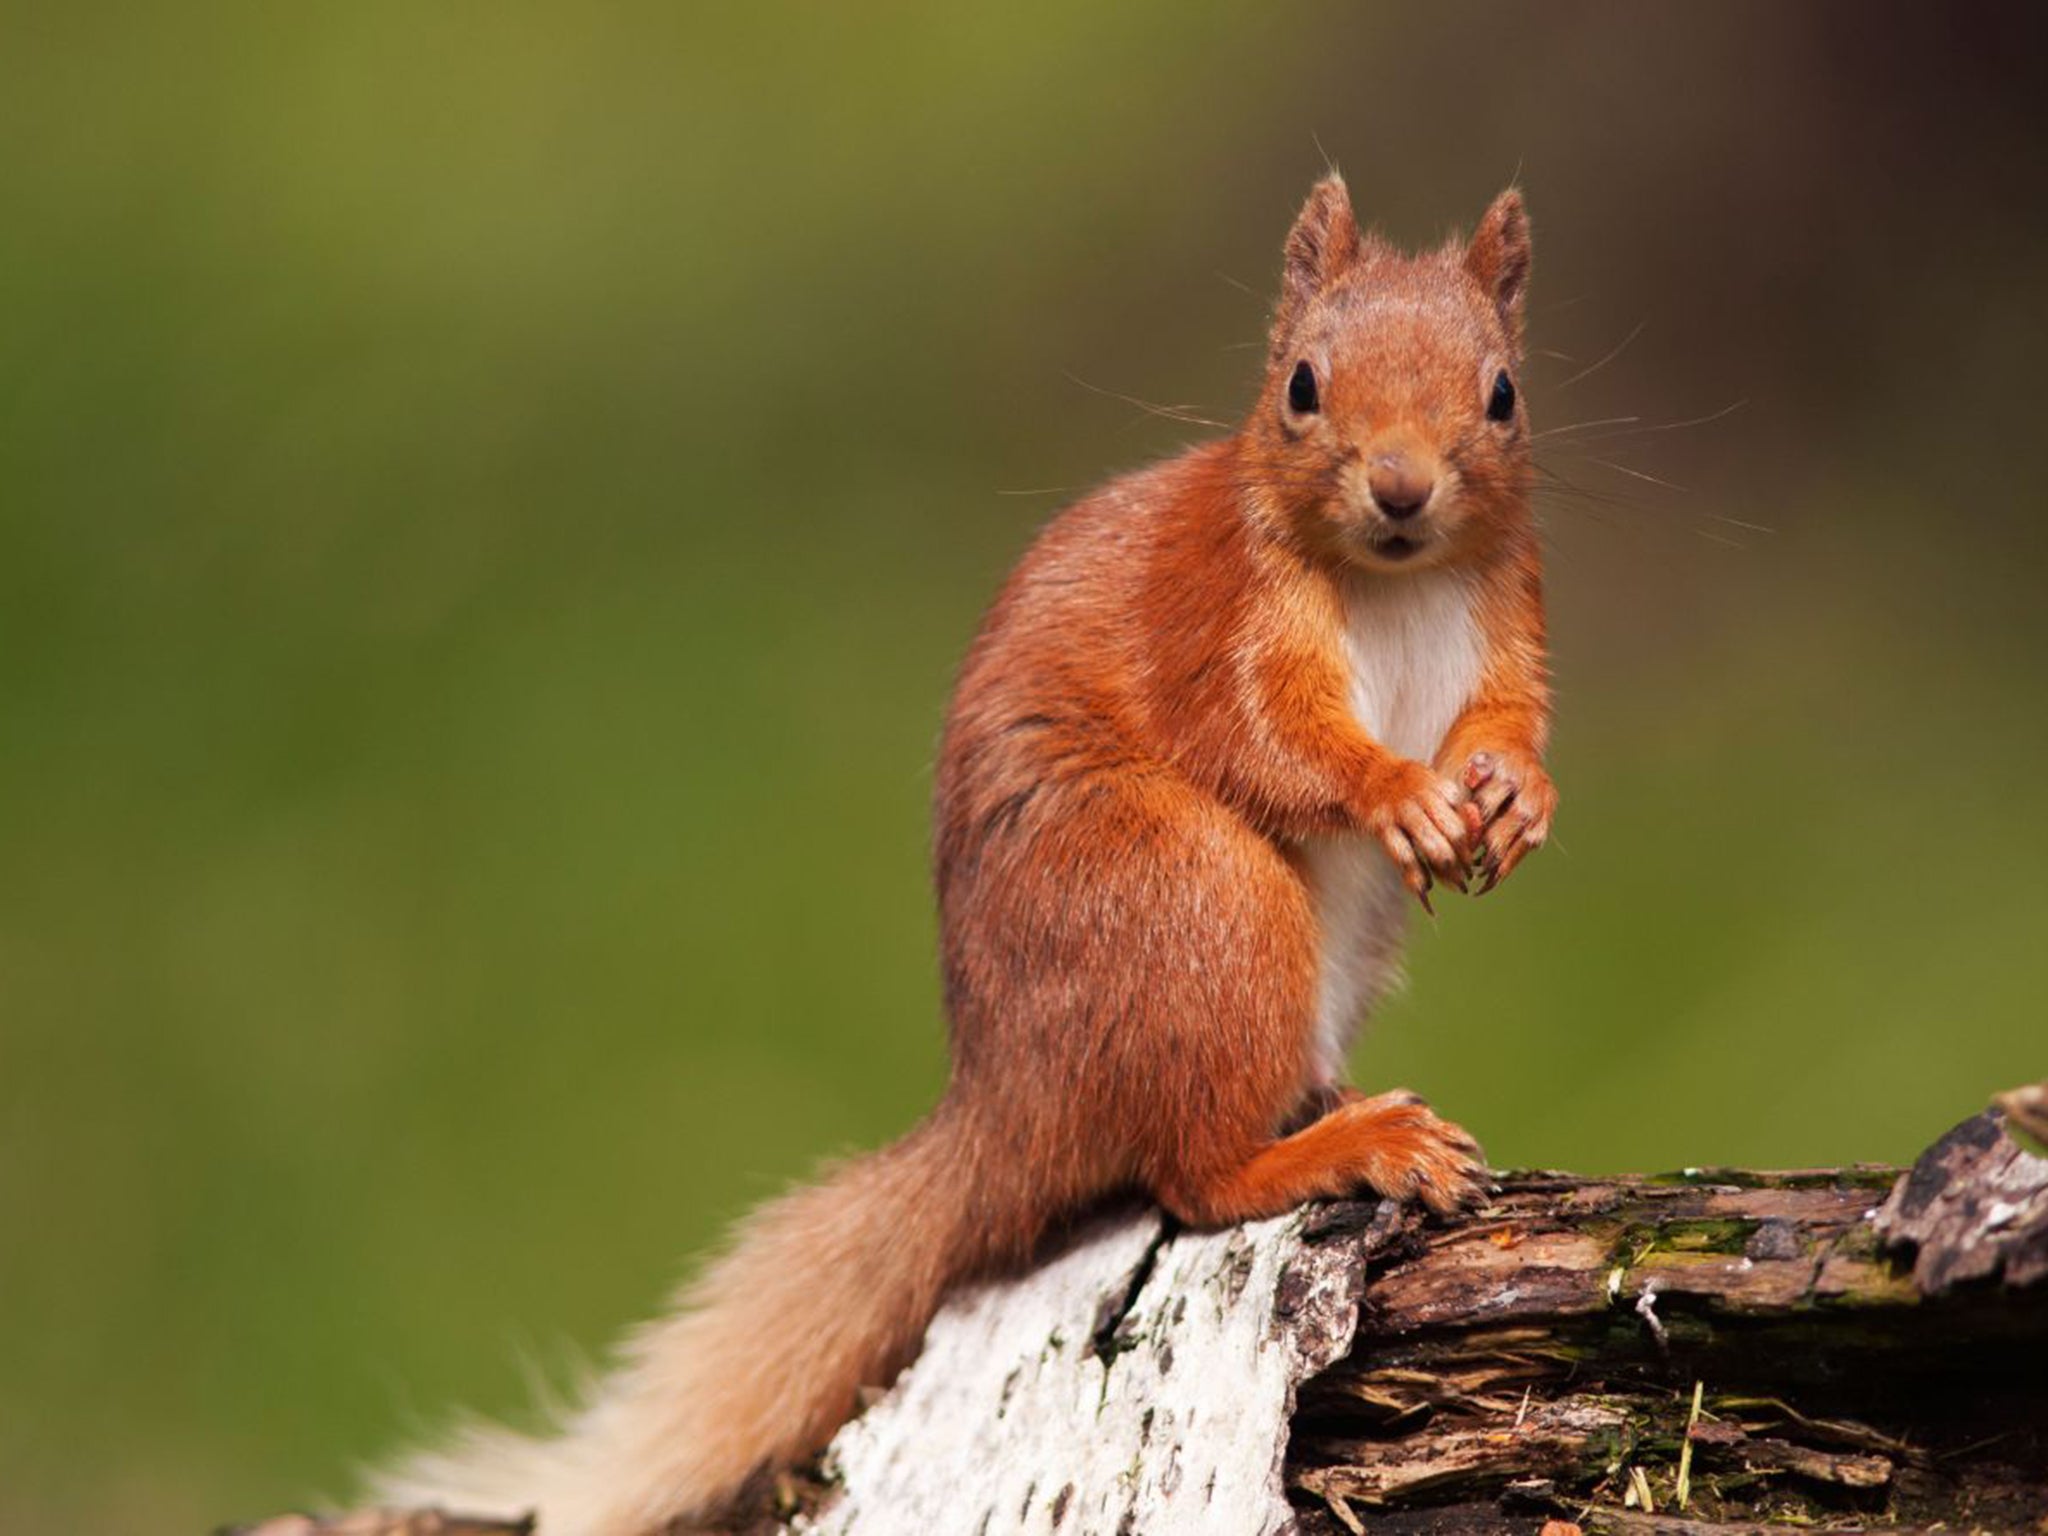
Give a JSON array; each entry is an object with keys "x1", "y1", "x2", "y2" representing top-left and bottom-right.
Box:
[{"x1": 376, "y1": 175, "x2": 1556, "y2": 1534}]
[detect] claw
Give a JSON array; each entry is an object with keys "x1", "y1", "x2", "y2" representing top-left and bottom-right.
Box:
[
  {"x1": 1370, "y1": 761, "x2": 1504, "y2": 904},
  {"x1": 1491, "y1": 831, "x2": 1532, "y2": 888}
]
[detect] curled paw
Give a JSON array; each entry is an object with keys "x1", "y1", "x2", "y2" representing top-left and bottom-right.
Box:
[
  {"x1": 1363, "y1": 760, "x2": 1474, "y2": 913},
  {"x1": 1458, "y1": 748, "x2": 1557, "y2": 893}
]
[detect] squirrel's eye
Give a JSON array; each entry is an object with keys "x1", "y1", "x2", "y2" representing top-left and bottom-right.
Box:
[
  {"x1": 1287, "y1": 360, "x2": 1319, "y2": 415},
  {"x1": 1486, "y1": 370, "x2": 1516, "y2": 423}
]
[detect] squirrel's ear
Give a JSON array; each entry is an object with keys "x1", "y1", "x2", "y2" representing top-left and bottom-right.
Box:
[
  {"x1": 1465, "y1": 188, "x2": 1531, "y2": 345},
  {"x1": 1273, "y1": 175, "x2": 1360, "y2": 351}
]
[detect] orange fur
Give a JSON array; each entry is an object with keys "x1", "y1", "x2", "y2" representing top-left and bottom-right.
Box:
[{"x1": 373, "y1": 176, "x2": 1554, "y2": 1534}]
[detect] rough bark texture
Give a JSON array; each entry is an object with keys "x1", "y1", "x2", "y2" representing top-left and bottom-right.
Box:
[
  {"x1": 1283, "y1": 1112, "x2": 2046, "y2": 1536},
  {"x1": 235, "y1": 1108, "x2": 2048, "y2": 1536},
  {"x1": 793, "y1": 1205, "x2": 1371, "y2": 1536}
]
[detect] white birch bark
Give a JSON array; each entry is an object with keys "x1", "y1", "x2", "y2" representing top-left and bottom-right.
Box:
[{"x1": 797, "y1": 1207, "x2": 1366, "y2": 1536}]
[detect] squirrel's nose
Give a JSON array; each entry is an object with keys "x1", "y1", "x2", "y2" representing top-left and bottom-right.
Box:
[{"x1": 1368, "y1": 457, "x2": 1435, "y2": 520}]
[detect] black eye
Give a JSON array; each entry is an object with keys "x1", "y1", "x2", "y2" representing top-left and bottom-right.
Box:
[
  {"x1": 1486, "y1": 370, "x2": 1516, "y2": 423},
  {"x1": 1287, "y1": 360, "x2": 1319, "y2": 414}
]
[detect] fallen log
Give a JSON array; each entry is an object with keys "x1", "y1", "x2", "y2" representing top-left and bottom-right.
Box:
[
  {"x1": 1283, "y1": 1108, "x2": 2047, "y2": 1535},
  {"x1": 234, "y1": 1103, "x2": 2048, "y2": 1536}
]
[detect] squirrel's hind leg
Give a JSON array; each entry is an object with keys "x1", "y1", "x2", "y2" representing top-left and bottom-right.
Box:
[{"x1": 1157, "y1": 1090, "x2": 1486, "y2": 1225}]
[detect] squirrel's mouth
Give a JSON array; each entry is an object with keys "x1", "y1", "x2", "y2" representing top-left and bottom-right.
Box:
[{"x1": 1336, "y1": 509, "x2": 1440, "y2": 570}]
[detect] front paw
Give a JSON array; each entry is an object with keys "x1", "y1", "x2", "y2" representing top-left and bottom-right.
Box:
[
  {"x1": 1457, "y1": 749, "x2": 1557, "y2": 892},
  {"x1": 1362, "y1": 759, "x2": 1473, "y2": 913}
]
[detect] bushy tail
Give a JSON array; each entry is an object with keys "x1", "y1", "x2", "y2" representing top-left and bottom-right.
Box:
[{"x1": 373, "y1": 1109, "x2": 997, "y2": 1535}]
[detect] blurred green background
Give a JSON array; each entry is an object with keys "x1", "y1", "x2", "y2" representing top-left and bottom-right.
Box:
[{"x1": 3, "y1": 4, "x2": 2043, "y2": 1529}]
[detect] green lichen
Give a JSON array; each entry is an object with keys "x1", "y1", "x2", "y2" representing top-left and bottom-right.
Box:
[{"x1": 1611, "y1": 1216, "x2": 1761, "y2": 1265}]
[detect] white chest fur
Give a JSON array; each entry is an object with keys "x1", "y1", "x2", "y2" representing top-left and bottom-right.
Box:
[{"x1": 1299, "y1": 569, "x2": 1485, "y2": 1085}]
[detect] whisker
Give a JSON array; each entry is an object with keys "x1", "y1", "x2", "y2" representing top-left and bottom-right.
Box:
[
  {"x1": 1550, "y1": 320, "x2": 1645, "y2": 392},
  {"x1": 1537, "y1": 399, "x2": 1748, "y2": 448},
  {"x1": 1691, "y1": 526, "x2": 1747, "y2": 549},
  {"x1": 1629, "y1": 399, "x2": 1746, "y2": 434},
  {"x1": 1531, "y1": 499, "x2": 1622, "y2": 540},
  {"x1": 1062, "y1": 371, "x2": 1232, "y2": 431},
  {"x1": 1536, "y1": 455, "x2": 1768, "y2": 546},
  {"x1": 1584, "y1": 455, "x2": 1688, "y2": 493},
  {"x1": 1531, "y1": 464, "x2": 1646, "y2": 515},
  {"x1": 1532, "y1": 415, "x2": 1643, "y2": 441}
]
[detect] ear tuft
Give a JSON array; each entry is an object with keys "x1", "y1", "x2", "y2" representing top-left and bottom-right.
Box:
[
  {"x1": 1272, "y1": 175, "x2": 1361, "y2": 355},
  {"x1": 1465, "y1": 188, "x2": 1531, "y2": 343}
]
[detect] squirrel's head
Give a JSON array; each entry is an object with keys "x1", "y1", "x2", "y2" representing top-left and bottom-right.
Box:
[{"x1": 1246, "y1": 175, "x2": 1532, "y2": 573}]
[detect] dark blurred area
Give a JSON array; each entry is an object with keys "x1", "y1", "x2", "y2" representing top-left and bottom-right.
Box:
[{"x1": 3, "y1": 5, "x2": 2044, "y2": 1529}]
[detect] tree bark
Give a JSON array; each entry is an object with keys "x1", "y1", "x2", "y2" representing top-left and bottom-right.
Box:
[
  {"x1": 1282, "y1": 1108, "x2": 2047, "y2": 1536},
  {"x1": 235, "y1": 1107, "x2": 2048, "y2": 1536}
]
